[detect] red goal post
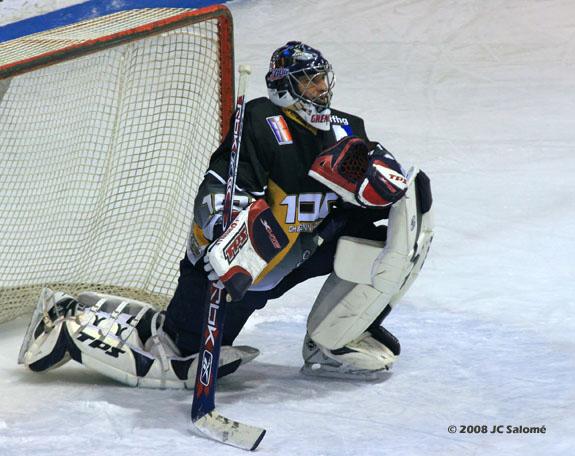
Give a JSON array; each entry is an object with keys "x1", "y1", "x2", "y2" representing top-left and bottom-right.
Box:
[{"x1": 0, "y1": 1, "x2": 235, "y2": 323}]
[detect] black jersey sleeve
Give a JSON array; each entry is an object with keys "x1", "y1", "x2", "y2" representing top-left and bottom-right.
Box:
[
  {"x1": 352, "y1": 115, "x2": 369, "y2": 142},
  {"x1": 206, "y1": 101, "x2": 272, "y2": 196}
]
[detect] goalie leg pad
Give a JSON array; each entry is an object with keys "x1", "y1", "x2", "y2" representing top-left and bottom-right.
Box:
[
  {"x1": 371, "y1": 168, "x2": 434, "y2": 307},
  {"x1": 313, "y1": 169, "x2": 434, "y2": 349},
  {"x1": 304, "y1": 274, "x2": 400, "y2": 379},
  {"x1": 20, "y1": 290, "x2": 259, "y2": 389},
  {"x1": 304, "y1": 170, "x2": 434, "y2": 374},
  {"x1": 307, "y1": 273, "x2": 391, "y2": 350},
  {"x1": 66, "y1": 292, "x2": 260, "y2": 388}
]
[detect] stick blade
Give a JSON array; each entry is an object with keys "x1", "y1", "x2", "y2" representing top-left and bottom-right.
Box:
[{"x1": 192, "y1": 410, "x2": 266, "y2": 451}]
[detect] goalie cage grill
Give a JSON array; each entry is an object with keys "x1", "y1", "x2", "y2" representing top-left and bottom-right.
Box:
[{"x1": 0, "y1": 2, "x2": 234, "y2": 324}]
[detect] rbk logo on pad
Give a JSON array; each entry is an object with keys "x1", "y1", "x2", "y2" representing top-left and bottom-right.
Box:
[{"x1": 266, "y1": 115, "x2": 293, "y2": 145}]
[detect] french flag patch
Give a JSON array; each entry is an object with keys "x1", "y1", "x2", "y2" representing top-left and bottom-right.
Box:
[
  {"x1": 332, "y1": 124, "x2": 354, "y2": 141},
  {"x1": 266, "y1": 115, "x2": 293, "y2": 145}
]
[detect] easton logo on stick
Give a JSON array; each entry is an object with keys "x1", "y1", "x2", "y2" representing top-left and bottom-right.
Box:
[{"x1": 224, "y1": 223, "x2": 248, "y2": 263}]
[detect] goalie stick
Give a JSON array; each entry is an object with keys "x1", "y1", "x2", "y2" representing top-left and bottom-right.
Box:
[{"x1": 190, "y1": 64, "x2": 266, "y2": 451}]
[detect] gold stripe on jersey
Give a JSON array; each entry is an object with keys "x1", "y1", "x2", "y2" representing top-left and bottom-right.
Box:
[
  {"x1": 253, "y1": 178, "x2": 301, "y2": 285},
  {"x1": 193, "y1": 222, "x2": 209, "y2": 247},
  {"x1": 282, "y1": 108, "x2": 318, "y2": 134}
]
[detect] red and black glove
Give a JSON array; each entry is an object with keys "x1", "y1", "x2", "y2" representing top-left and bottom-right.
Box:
[
  {"x1": 355, "y1": 142, "x2": 408, "y2": 207},
  {"x1": 308, "y1": 136, "x2": 407, "y2": 208}
]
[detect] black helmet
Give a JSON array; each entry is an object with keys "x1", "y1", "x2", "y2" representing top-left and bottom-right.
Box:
[{"x1": 265, "y1": 41, "x2": 335, "y2": 111}]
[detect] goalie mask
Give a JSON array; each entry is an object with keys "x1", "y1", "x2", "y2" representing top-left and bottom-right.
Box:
[{"x1": 266, "y1": 41, "x2": 335, "y2": 131}]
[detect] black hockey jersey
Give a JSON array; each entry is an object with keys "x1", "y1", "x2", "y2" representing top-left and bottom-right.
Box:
[{"x1": 188, "y1": 97, "x2": 369, "y2": 290}]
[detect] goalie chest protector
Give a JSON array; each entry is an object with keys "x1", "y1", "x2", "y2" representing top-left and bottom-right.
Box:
[{"x1": 205, "y1": 97, "x2": 370, "y2": 288}]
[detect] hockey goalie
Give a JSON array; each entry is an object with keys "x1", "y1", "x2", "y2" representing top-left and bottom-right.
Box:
[{"x1": 19, "y1": 41, "x2": 434, "y2": 387}]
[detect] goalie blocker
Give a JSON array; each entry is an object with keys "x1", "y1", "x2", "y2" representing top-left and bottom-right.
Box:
[{"x1": 203, "y1": 198, "x2": 289, "y2": 301}]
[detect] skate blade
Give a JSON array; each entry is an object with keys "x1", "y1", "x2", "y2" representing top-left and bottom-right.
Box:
[
  {"x1": 232, "y1": 345, "x2": 260, "y2": 364},
  {"x1": 17, "y1": 288, "x2": 56, "y2": 364},
  {"x1": 300, "y1": 363, "x2": 392, "y2": 381}
]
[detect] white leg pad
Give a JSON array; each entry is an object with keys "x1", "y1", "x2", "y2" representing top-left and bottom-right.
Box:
[
  {"x1": 307, "y1": 274, "x2": 390, "y2": 350},
  {"x1": 20, "y1": 290, "x2": 259, "y2": 389},
  {"x1": 308, "y1": 169, "x2": 434, "y2": 350},
  {"x1": 65, "y1": 292, "x2": 259, "y2": 389}
]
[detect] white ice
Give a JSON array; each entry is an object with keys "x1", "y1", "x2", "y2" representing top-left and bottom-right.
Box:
[{"x1": 1, "y1": 0, "x2": 574, "y2": 455}]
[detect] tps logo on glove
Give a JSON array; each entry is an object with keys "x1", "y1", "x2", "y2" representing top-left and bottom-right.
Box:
[{"x1": 223, "y1": 223, "x2": 249, "y2": 264}]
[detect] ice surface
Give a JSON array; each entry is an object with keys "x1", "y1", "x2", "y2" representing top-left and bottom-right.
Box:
[{"x1": 1, "y1": 0, "x2": 574, "y2": 455}]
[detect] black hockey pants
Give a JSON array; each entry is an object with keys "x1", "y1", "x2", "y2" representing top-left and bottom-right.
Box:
[
  {"x1": 163, "y1": 239, "x2": 338, "y2": 356},
  {"x1": 162, "y1": 199, "x2": 394, "y2": 356}
]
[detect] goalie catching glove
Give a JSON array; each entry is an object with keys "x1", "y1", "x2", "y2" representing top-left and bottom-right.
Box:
[
  {"x1": 308, "y1": 136, "x2": 408, "y2": 207},
  {"x1": 204, "y1": 199, "x2": 289, "y2": 301}
]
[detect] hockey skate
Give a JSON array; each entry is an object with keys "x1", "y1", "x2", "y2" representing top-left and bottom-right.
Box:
[{"x1": 301, "y1": 326, "x2": 400, "y2": 381}]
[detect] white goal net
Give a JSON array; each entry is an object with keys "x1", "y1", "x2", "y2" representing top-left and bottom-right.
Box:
[{"x1": 0, "y1": 5, "x2": 234, "y2": 323}]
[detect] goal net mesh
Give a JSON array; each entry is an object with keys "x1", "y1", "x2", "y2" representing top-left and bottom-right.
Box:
[{"x1": 0, "y1": 8, "x2": 231, "y2": 323}]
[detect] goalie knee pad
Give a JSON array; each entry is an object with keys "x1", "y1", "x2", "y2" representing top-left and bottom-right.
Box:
[{"x1": 20, "y1": 289, "x2": 259, "y2": 389}]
